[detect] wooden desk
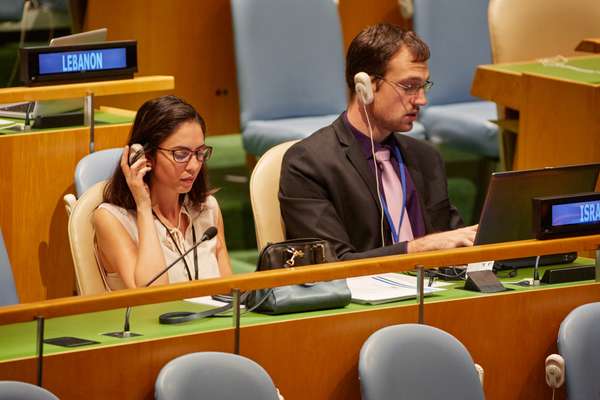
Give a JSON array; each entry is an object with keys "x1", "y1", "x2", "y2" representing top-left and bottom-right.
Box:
[
  {"x1": 1, "y1": 237, "x2": 600, "y2": 399},
  {"x1": 0, "y1": 76, "x2": 174, "y2": 302},
  {"x1": 472, "y1": 56, "x2": 600, "y2": 170},
  {"x1": 0, "y1": 269, "x2": 596, "y2": 400}
]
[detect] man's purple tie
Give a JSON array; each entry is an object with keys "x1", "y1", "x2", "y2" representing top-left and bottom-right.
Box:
[{"x1": 374, "y1": 148, "x2": 414, "y2": 242}]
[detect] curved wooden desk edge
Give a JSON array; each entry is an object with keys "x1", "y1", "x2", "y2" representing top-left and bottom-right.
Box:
[
  {"x1": 0, "y1": 75, "x2": 175, "y2": 103},
  {"x1": 1, "y1": 234, "x2": 599, "y2": 325}
]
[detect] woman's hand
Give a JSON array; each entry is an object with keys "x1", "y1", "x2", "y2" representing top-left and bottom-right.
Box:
[{"x1": 120, "y1": 145, "x2": 152, "y2": 210}]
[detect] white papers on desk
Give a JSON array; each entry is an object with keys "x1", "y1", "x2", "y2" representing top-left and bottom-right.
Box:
[
  {"x1": 0, "y1": 118, "x2": 16, "y2": 128},
  {"x1": 347, "y1": 273, "x2": 444, "y2": 305},
  {"x1": 376, "y1": 272, "x2": 454, "y2": 288},
  {"x1": 184, "y1": 296, "x2": 245, "y2": 309}
]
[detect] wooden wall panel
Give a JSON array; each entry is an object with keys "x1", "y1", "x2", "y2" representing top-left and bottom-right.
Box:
[
  {"x1": 84, "y1": 0, "x2": 239, "y2": 136},
  {"x1": 339, "y1": 0, "x2": 411, "y2": 49},
  {"x1": 84, "y1": 0, "x2": 409, "y2": 136}
]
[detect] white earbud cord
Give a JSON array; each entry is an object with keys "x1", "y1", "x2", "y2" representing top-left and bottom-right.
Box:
[{"x1": 362, "y1": 101, "x2": 386, "y2": 247}]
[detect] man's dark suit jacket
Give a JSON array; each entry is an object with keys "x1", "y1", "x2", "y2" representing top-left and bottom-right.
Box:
[{"x1": 279, "y1": 115, "x2": 463, "y2": 260}]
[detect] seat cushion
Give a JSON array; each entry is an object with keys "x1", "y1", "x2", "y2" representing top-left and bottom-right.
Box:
[
  {"x1": 244, "y1": 116, "x2": 427, "y2": 157},
  {"x1": 419, "y1": 101, "x2": 498, "y2": 158}
]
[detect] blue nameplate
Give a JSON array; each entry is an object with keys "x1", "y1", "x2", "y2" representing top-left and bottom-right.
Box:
[
  {"x1": 533, "y1": 192, "x2": 600, "y2": 239},
  {"x1": 20, "y1": 40, "x2": 137, "y2": 86}
]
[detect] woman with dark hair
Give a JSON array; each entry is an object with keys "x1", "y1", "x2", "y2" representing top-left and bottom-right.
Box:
[{"x1": 93, "y1": 95, "x2": 232, "y2": 290}]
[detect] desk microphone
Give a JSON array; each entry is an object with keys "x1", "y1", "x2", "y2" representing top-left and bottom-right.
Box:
[{"x1": 103, "y1": 226, "x2": 218, "y2": 338}]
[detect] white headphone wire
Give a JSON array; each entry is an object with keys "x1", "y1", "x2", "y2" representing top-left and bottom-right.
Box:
[{"x1": 362, "y1": 100, "x2": 386, "y2": 247}]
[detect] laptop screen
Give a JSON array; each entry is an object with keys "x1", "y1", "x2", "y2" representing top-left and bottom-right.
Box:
[{"x1": 475, "y1": 163, "x2": 600, "y2": 245}]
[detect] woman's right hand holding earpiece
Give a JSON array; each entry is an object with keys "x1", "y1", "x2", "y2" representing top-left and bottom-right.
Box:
[{"x1": 120, "y1": 145, "x2": 152, "y2": 210}]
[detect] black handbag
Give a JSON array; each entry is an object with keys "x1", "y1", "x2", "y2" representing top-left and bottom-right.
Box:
[{"x1": 245, "y1": 238, "x2": 351, "y2": 314}]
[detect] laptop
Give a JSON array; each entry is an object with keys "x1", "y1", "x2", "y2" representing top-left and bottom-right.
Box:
[
  {"x1": 0, "y1": 28, "x2": 108, "y2": 120},
  {"x1": 474, "y1": 163, "x2": 600, "y2": 269}
]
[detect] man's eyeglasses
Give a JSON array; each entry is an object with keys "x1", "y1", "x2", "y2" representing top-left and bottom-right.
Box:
[
  {"x1": 376, "y1": 76, "x2": 434, "y2": 95},
  {"x1": 157, "y1": 145, "x2": 213, "y2": 164}
]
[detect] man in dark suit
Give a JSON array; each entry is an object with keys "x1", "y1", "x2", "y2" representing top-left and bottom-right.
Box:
[{"x1": 279, "y1": 23, "x2": 476, "y2": 260}]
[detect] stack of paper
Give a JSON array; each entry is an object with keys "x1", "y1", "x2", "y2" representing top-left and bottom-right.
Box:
[{"x1": 347, "y1": 273, "x2": 444, "y2": 305}]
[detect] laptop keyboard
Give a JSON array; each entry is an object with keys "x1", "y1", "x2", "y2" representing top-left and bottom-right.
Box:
[{"x1": 0, "y1": 102, "x2": 33, "y2": 112}]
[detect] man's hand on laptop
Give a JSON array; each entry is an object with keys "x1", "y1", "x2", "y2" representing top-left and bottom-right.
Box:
[{"x1": 407, "y1": 225, "x2": 478, "y2": 253}]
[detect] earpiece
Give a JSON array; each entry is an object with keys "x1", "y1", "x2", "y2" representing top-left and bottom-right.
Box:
[
  {"x1": 354, "y1": 71, "x2": 383, "y2": 245},
  {"x1": 545, "y1": 354, "x2": 565, "y2": 389},
  {"x1": 128, "y1": 143, "x2": 146, "y2": 166},
  {"x1": 354, "y1": 72, "x2": 373, "y2": 105}
]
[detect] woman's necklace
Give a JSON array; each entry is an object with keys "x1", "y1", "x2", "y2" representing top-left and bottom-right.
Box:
[{"x1": 152, "y1": 207, "x2": 198, "y2": 281}]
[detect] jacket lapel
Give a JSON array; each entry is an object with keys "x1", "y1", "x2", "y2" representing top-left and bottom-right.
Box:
[{"x1": 332, "y1": 117, "x2": 380, "y2": 207}]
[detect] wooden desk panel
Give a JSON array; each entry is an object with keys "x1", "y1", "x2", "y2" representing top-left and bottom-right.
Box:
[
  {"x1": 2, "y1": 282, "x2": 599, "y2": 399},
  {"x1": 94, "y1": 123, "x2": 131, "y2": 150},
  {"x1": 0, "y1": 329, "x2": 234, "y2": 399},
  {"x1": 519, "y1": 74, "x2": 600, "y2": 169},
  {"x1": 472, "y1": 59, "x2": 600, "y2": 170},
  {"x1": 0, "y1": 124, "x2": 131, "y2": 302}
]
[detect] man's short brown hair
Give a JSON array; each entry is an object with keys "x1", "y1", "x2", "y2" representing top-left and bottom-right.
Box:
[{"x1": 346, "y1": 23, "x2": 430, "y2": 93}]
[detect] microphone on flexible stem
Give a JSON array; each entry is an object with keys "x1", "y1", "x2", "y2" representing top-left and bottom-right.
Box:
[{"x1": 103, "y1": 226, "x2": 218, "y2": 339}]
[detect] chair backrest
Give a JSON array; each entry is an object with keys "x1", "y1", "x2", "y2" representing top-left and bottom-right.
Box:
[
  {"x1": 489, "y1": 0, "x2": 600, "y2": 63},
  {"x1": 359, "y1": 324, "x2": 484, "y2": 400},
  {"x1": 250, "y1": 140, "x2": 298, "y2": 250},
  {"x1": 413, "y1": 0, "x2": 492, "y2": 105},
  {"x1": 0, "y1": 381, "x2": 59, "y2": 400},
  {"x1": 74, "y1": 148, "x2": 122, "y2": 197},
  {"x1": 0, "y1": 1, "x2": 23, "y2": 22},
  {"x1": 155, "y1": 352, "x2": 279, "y2": 400},
  {"x1": 0, "y1": 229, "x2": 19, "y2": 306},
  {"x1": 68, "y1": 181, "x2": 108, "y2": 295},
  {"x1": 230, "y1": 0, "x2": 347, "y2": 128},
  {"x1": 558, "y1": 302, "x2": 600, "y2": 400}
]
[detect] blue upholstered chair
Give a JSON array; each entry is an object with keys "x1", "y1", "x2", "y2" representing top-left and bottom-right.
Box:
[
  {"x1": 64, "y1": 148, "x2": 121, "y2": 216},
  {"x1": 548, "y1": 302, "x2": 600, "y2": 399},
  {"x1": 63, "y1": 149, "x2": 121, "y2": 295},
  {"x1": 0, "y1": 1, "x2": 22, "y2": 22},
  {"x1": 74, "y1": 148, "x2": 121, "y2": 197},
  {"x1": 0, "y1": 228, "x2": 19, "y2": 306},
  {"x1": 414, "y1": 0, "x2": 499, "y2": 158},
  {"x1": 0, "y1": 381, "x2": 58, "y2": 400},
  {"x1": 0, "y1": 0, "x2": 69, "y2": 22},
  {"x1": 155, "y1": 352, "x2": 279, "y2": 400},
  {"x1": 359, "y1": 324, "x2": 484, "y2": 400},
  {"x1": 230, "y1": 0, "x2": 426, "y2": 158}
]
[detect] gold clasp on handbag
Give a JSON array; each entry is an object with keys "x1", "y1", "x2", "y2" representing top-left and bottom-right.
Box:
[
  {"x1": 285, "y1": 248, "x2": 304, "y2": 267},
  {"x1": 313, "y1": 243, "x2": 326, "y2": 263}
]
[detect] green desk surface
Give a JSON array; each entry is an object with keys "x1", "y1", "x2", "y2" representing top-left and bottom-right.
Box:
[
  {"x1": 0, "y1": 259, "x2": 595, "y2": 362},
  {"x1": 488, "y1": 56, "x2": 600, "y2": 84},
  {"x1": 0, "y1": 110, "x2": 134, "y2": 135}
]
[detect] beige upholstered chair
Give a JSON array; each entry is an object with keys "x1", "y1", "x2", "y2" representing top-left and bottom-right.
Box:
[
  {"x1": 249, "y1": 140, "x2": 298, "y2": 251},
  {"x1": 488, "y1": 0, "x2": 600, "y2": 63},
  {"x1": 67, "y1": 180, "x2": 108, "y2": 295}
]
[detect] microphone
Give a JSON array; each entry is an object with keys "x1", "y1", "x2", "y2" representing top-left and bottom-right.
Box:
[{"x1": 103, "y1": 227, "x2": 218, "y2": 338}]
